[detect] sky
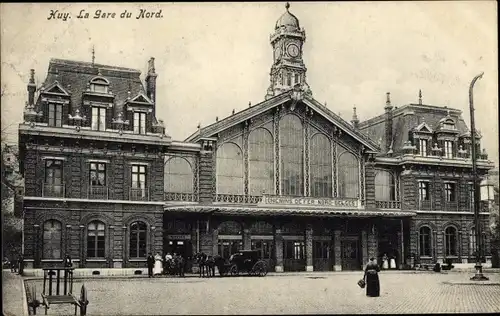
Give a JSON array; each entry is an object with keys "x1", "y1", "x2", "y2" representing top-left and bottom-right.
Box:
[{"x1": 1, "y1": 2, "x2": 498, "y2": 165}]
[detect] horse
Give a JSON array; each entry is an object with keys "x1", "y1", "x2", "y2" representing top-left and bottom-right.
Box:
[
  {"x1": 194, "y1": 253, "x2": 226, "y2": 277},
  {"x1": 173, "y1": 255, "x2": 185, "y2": 277}
]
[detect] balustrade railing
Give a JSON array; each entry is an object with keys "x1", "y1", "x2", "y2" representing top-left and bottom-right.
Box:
[
  {"x1": 443, "y1": 201, "x2": 458, "y2": 212},
  {"x1": 418, "y1": 200, "x2": 432, "y2": 210},
  {"x1": 375, "y1": 200, "x2": 401, "y2": 209},
  {"x1": 129, "y1": 187, "x2": 149, "y2": 201},
  {"x1": 215, "y1": 194, "x2": 263, "y2": 204},
  {"x1": 164, "y1": 192, "x2": 198, "y2": 202},
  {"x1": 42, "y1": 183, "x2": 65, "y2": 198},
  {"x1": 88, "y1": 186, "x2": 109, "y2": 200}
]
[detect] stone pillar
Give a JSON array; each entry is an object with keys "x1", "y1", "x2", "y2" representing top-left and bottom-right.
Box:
[
  {"x1": 367, "y1": 224, "x2": 378, "y2": 260},
  {"x1": 305, "y1": 224, "x2": 313, "y2": 271},
  {"x1": 33, "y1": 224, "x2": 41, "y2": 268},
  {"x1": 65, "y1": 224, "x2": 71, "y2": 258},
  {"x1": 364, "y1": 162, "x2": 376, "y2": 209},
  {"x1": 79, "y1": 224, "x2": 85, "y2": 268},
  {"x1": 150, "y1": 226, "x2": 156, "y2": 254},
  {"x1": 212, "y1": 226, "x2": 218, "y2": 256},
  {"x1": 458, "y1": 230, "x2": 462, "y2": 262},
  {"x1": 362, "y1": 230, "x2": 368, "y2": 265},
  {"x1": 274, "y1": 228, "x2": 284, "y2": 272},
  {"x1": 109, "y1": 225, "x2": 115, "y2": 268},
  {"x1": 122, "y1": 225, "x2": 128, "y2": 267},
  {"x1": 333, "y1": 230, "x2": 342, "y2": 271},
  {"x1": 243, "y1": 227, "x2": 251, "y2": 250},
  {"x1": 397, "y1": 231, "x2": 403, "y2": 269}
]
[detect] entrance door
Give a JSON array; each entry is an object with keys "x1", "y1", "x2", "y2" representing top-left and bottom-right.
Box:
[
  {"x1": 284, "y1": 240, "x2": 306, "y2": 271},
  {"x1": 313, "y1": 240, "x2": 333, "y2": 271},
  {"x1": 167, "y1": 239, "x2": 193, "y2": 271},
  {"x1": 251, "y1": 239, "x2": 275, "y2": 270},
  {"x1": 342, "y1": 238, "x2": 361, "y2": 270}
]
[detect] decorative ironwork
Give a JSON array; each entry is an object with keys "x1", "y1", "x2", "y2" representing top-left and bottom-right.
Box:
[
  {"x1": 304, "y1": 109, "x2": 310, "y2": 197},
  {"x1": 375, "y1": 200, "x2": 401, "y2": 209},
  {"x1": 359, "y1": 147, "x2": 365, "y2": 205},
  {"x1": 164, "y1": 192, "x2": 198, "y2": 202},
  {"x1": 215, "y1": 194, "x2": 262, "y2": 204},
  {"x1": 332, "y1": 139, "x2": 337, "y2": 197},
  {"x1": 112, "y1": 112, "x2": 129, "y2": 135},
  {"x1": 42, "y1": 183, "x2": 65, "y2": 198},
  {"x1": 193, "y1": 156, "x2": 199, "y2": 198},
  {"x1": 129, "y1": 188, "x2": 149, "y2": 201},
  {"x1": 274, "y1": 107, "x2": 280, "y2": 195},
  {"x1": 243, "y1": 121, "x2": 250, "y2": 196},
  {"x1": 88, "y1": 186, "x2": 109, "y2": 200}
]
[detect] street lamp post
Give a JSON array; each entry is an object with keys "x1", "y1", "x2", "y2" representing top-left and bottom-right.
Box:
[{"x1": 469, "y1": 72, "x2": 489, "y2": 281}]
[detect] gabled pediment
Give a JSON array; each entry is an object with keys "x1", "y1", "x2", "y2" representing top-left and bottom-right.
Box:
[
  {"x1": 43, "y1": 81, "x2": 70, "y2": 96},
  {"x1": 186, "y1": 89, "x2": 379, "y2": 152},
  {"x1": 415, "y1": 122, "x2": 433, "y2": 133},
  {"x1": 128, "y1": 93, "x2": 153, "y2": 105}
]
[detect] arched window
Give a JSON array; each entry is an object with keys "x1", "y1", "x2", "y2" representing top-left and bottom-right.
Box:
[
  {"x1": 310, "y1": 133, "x2": 332, "y2": 197},
  {"x1": 338, "y1": 151, "x2": 359, "y2": 198},
  {"x1": 216, "y1": 143, "x2": 244, "y2": 195},
  {"x1": 129, "y1": 221, "x2": 147, "y2": 258},
  {"x1": 445, "y1": 226, "x2": 457, "y2": 256},
  {"x1": 280, "y1": 115, "x2": 303, "y2": 196},
  {"x1": 375, "y1": 170, "x2": 396, "y2": 201},
  {"x1": 469, "y1": 227, "x2": 476, "y2": 257},
  {"x1": 90, "y1": 77, "x2": 109, "y2": 93},
  {"x1": 87, "y1": 220, "x2": 105, "y2": 258},
  {"x1": 249, "y1": 128, "x2": 274, "y2": 196},
  {"x1": 164, "y1": 157, "x2": 193, "y2": 193},
  {"x1": 43, "y1": 220, "x2": 62, "y2": 259},
  {"x1": 419, "y1": 226, "x2": 432, "y2": 257}
]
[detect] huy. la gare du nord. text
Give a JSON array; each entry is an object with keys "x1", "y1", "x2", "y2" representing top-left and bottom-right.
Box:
[{"x1": 47, "y1": 8, "x2": 164, "y2": 21}]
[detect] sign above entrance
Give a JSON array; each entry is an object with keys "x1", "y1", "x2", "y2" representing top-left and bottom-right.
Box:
[{"x1": 259, "y1": 195, "x2": 360, "y2": 208}]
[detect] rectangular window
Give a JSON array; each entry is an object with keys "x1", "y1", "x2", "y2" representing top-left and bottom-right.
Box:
[
  {"x1": 418, "y1": 181, "x2": 429, "y2": 201},
  {"x1": 419, "y1": 139, "x2": 428, "y2": 157},
  {"x1": 444, "y1": 141, "x2": 453, "y2": 158},
  {"x1": 44, "y1": 159, "x2": 63, "y2": 197},
  {"x1": 90, "y1": 162, "x2": 106, "y2": 186},
  {"x1": 286, "y1": 73, "x2": 292, "y2": 86},
  {"x1": 133, "y1": 112, "x2": 146, "y2": 134},
  {"x1": 444, "y1": 183, "x2": 456, "y2": 202},
  {"x1": 91, "y1": 107, "x2": 106, "y2": 131},
  {"x1": 131, "y1": 165, "x2": 147, "y2": 200},
  {"x1": 48, "y1": 104, "x2": 63, "y2": 127},
  {"x1": 91, "y1": 84, "x2": 108, "y2": 93},
  {"x1": 294, "y1": 74, "x2": 300, "y2": 85}
]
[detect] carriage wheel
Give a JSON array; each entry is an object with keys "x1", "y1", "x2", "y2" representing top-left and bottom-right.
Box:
[
  {"x1": 229, "y1": 265, "x2": 239, "y2": 276},
  {"x1": 257, "y1": 261, "x2": 268, "y2": 277},
  {"x1": 79, "y1": 284, "x2": 88, "y2": 316}
]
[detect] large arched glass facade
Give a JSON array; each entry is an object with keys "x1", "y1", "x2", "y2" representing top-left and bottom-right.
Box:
[
  {"x1": 164, "y1": 157, "x2": 193, "y2": 193},
  {"x1": 375, "y1": 170, "x2": 396, "y2": 201},
  {"x1": 337, "y1": 151, "x2": 359, "y2": 198},
  {"x1": 280, "y1": 114, "x2": 303, "y2": 196},
  {"x1": 310, "y1": 133, "x2": 332, "y2": 197},
  {"x1": 249, "y1": 128, "x2": 274, "y2": 195},
  {"x1": 216, "y1": 143, "x2": 244, "y2": 194}
]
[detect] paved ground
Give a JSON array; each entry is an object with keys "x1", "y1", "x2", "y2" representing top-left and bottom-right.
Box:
[
  {"x1": 21, "y1": 271, "x2": 500, "y2": 315},
  {"x1": 2, "y1": 270, "x2": 28, "y2": 316}
]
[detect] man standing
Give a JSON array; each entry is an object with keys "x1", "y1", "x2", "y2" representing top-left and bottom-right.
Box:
[{"x1": 147, "y1": 252, "x2": 155, "y2": 278}]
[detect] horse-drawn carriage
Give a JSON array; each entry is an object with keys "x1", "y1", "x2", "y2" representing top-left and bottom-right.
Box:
[{"x1": 223, "y1": 250, "x2": 268, "y2": 277}]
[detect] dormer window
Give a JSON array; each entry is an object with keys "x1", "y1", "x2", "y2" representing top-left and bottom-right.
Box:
[
  {"x1": 443, "y1": 122, "x2": 455, "y2": 130},
  {"x1": 89, "y1": 77, "x2": 109, "y2": 94},
  {"x1": 439, "y1": 116, "x2": 456, "y2": 130},
  {"x1": 48, "y1": 103, "x2": 63, "y2": 127},
  {"x1": 444, "y1": 140, "x2": 453, "y2": 158},
  {"x1": 133, "y1": 112, "x2": 146, "y2": 134},
  {"x1": 91, "y1": 106, "x2": 106, "y2": 131},
  {"x1": 419, "y1": 139, "x2": 428, "y2": 157}
]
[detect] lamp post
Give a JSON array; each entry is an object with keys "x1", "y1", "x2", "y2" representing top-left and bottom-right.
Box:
[{"x1": 469, "y1": 72, "x2": 488, "y2": 281}]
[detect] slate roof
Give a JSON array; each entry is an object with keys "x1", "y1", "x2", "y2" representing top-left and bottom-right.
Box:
[
  {"x1": 37, "y1": 58, "x2": 149, "y2": 119},
  {"x1": 358, "y1": 103, "x2": 471, "y2": 156}
]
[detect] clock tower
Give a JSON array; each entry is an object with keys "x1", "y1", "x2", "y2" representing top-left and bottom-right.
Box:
[{"x1": 266, "y1": 2, "x2": 312, "y2": 100}]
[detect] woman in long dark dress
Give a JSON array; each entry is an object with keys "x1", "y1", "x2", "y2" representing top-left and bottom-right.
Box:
[{"x1": 364, "y1": 257, "x2": 380, "y2": 297}]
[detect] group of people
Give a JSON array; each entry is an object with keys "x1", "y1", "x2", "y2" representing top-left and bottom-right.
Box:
[
  {"x1": 381, "y1": 253, "x2": 397, "y2": 270},
  {"x1": 6, "y1": 254, "x2": 24, "y2": 275},
  {"x1": 146, "y1": 252, "x2": 185, "y2": 277}
]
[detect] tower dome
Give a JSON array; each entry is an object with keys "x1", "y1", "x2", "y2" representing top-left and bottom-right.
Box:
[{"x1": 275, "y1": 2, "x2": 300, "y2": 30}]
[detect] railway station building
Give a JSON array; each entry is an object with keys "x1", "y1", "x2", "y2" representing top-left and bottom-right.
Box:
[{"x1": 19, "y1": 4, "x2": 494, "y2": 272}]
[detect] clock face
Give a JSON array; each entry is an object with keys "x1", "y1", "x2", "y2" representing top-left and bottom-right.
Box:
[
  {"x1": 274, "y1": 47, "x2": 282, "y2": 60},
  {"x1": 287, "y1": 44, "x2": 300, "y2": 58}
]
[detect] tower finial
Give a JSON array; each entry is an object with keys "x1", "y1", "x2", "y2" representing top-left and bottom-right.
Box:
[
  {"x1": 92, "y1": 45, "x2": 95, "y2": 66},
  {"x1": 418, "y1": 89, "x2": 422, "y2": 105},
  {"x1": 351, "y1": 106, "x2": 359, "y2": 128},
  {"x1": 386, "y1": 92, "x2": 391, "y2": 106},
  {"x1": 285, "y1": 2, "x2": 290, "y2": 11}
]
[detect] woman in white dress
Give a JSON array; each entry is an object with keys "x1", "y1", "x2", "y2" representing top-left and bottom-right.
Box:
[
  {"x1": 389, "y1": 256, "x2": 397, "y2": 269},
  {"x1": 382, "y1": 254, "x2": 389, "y2": 270},
  {"x1": 153, "y1": 253, "x2": 163, "y2": 276}
]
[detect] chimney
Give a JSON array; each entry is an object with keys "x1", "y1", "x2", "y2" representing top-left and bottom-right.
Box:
[
  {"x1": 351, "y1": 106, "x2": 359, "y2": 129},
  {"x1": 27, "y1": 69, "x2": 36, "y2": 105},
  {"x1": 145, "y1": 57, "x2": 157, "y2": 103},
  {"x1": 384, "y1": 92, "x2": 393, "y2": 153}
]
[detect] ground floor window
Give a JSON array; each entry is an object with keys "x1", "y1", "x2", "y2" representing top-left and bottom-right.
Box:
[
  {"x1": 43, "y1": 219, "x2": 62, "y2": 259},
  {"x1": 217, "y1": 240, "x2": 242, "y2": 259},
  {"x1": 87, "y1": 220, "x2": 105, "y2": 258},
  {"x1": 129, "y1": 221, "x2": 147, "y2": 258},
  {"x1": 251, "y1": 240, "x2": 273, "y2": 259},
  {"x1": 313, "y1": 240, "x2": 331, "y2": 259},
  {"x1": 444, "y1": 226, "x2": 457, "y2": 256},
  {"x1": 419, "y1": 226, "x2": 432, "y2": 257},
  {"x1": 285, "y1": 241, "x2": 304, "y2": 259}
]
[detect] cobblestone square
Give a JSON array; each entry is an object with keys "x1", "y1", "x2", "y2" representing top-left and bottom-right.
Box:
[{"x1": 25, "y1": 272, "x2": 500, "y2": 315}]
